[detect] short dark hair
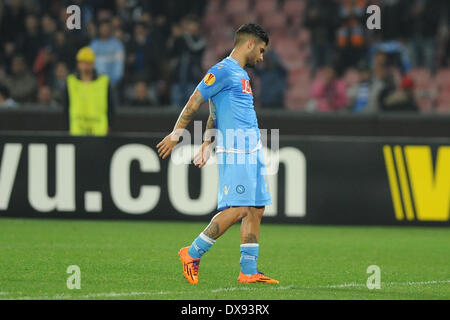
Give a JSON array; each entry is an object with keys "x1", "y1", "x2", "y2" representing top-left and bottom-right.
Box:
[{"x1": 234, "y1": 23, "x2": 269, "y2": 47}]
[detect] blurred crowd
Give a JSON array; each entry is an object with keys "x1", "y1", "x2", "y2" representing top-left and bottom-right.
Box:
[
  {"x1": 0, "y1": 0, "x2": 449, "y2": 113},
  {"x1": 302, "y1": 0, "x2": 450, "y2": 113},
  {"x1": 0, "y1": 0, "x2": 207, "y2": 109}
]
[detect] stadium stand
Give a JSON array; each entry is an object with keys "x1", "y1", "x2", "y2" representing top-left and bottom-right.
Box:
[
  {"x1": 201, "y1": 0, "x2": 450, "y2": 112},
  {"x1": 0, "y1": 0, "x2": 449, "y2": 112}
]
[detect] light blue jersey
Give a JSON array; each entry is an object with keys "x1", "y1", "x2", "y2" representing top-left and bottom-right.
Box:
[
  {"x1": 196, "y1": 56, "x2": 272, "y2": 211},
  {"x1": 196, "y1": 56, "x2": 260, "y2": 152}
]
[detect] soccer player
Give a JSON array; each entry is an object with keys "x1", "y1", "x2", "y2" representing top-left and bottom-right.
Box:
[{"x1": 157, "y1": 23, "x2": 278, "y2": 284}]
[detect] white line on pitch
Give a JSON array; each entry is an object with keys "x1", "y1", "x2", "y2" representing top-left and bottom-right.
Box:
[{"x1": 3, "y1": 279, "x2": 449, "y2": 300}]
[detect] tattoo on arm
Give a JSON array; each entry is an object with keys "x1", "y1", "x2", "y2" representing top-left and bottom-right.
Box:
[
  {"x1": 206, "y1": 114, "x2": 215, "y2": 130},
  {"x1": 177, "y1": 104, "x2": 195, "y2": 127},
  {"x1": 203, "y1": 222, "x2": 220, "y2": 239},
  {"x1": 173, "y1": 90, "x2": 204, "y2": 132},
  {"x1": 204, "y1": 114, "x2": 215, "y2": 142}
]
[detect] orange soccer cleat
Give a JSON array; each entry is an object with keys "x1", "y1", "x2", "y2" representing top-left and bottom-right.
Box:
[
  {"x1": 178, "y1": 246, "x2": 200, "y2": 284},
  {"x1": 238, "y1": 271, "x2": 279, "y2": 284}
]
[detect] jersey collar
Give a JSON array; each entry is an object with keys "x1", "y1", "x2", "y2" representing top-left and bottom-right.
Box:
[{"x1": 227, "y1": 56, "x2": 244, "y2": 70}]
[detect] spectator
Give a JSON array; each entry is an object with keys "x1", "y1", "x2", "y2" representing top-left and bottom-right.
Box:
[
  {"x1": 16, "y1": 14, "x2": 42, "y2": 68},
  {"x1": 1, "y1": 41, "x2": 16, "y2": 75},
  {"x1": 33, "y1": 46, "x2": 53, "y2": 87},
  {"x1": 370, "y1": 41, "x2": 411, "y2": 75},
  {"x1": 110, "y1": 15, "x2": 131, "y2": 44},
  {"x1": 90, "y1": 19, "x2": 125, "y2": 86},
  {"x1": 144, "y1": 0, "x2": 206, "y2": 26},
  {"x1": 0, "y1": 0, "x2": 447, "y2": 113},
  {"x1": 113, "y1": 24, "x2": 127, "y2": 44},
  {"x1": 404, "y1": 0, "x2": 442, "y2": 74},
  {"x1": 348, "y1": 66, "x2": 372, "y2": 113},
  {"x1": 0, "y1": 0, "x2": 26, "y2": 45},
  {"x1": 335, "y1": 0, "x2": 368, "y2": 72},
  {"x1": 440, "y1": 1, "x2": 450, "y2": 68},
  {"x1": 0, "y1": 84, "x2": 17, "y2": 108},
  {"x1": 64, "y1": 47, "x2": 115, "y2": 136},
  {"x1": 443, "y1": 36, "x2": 450, "y2": 68},
  {"x1": 0, "y1": 55, "x2": 37, "y2": 104},
  {"x1": 114, "y1": 0, "x2": 146, "y2": 31},
  {"x1": 375, "y1": 49, "x2": 399, "y2": 76},
  {"x1": 49, "y1": 61, "x2": 69, "y2": 106},
  {"x1": 379, "y1": 0, "x2": 410, "y2": 41},
  {"x1": 254, "y1": 50, "x2": 287, "y2": 109},
  {"x1": 310, "y1": 65, "x2": 349, "y2": 112},
  {"x1": 370, "y1": 55, "x2": 397, "y2": 112},
  {"x1": 37, "y1": 85, "x2": 58, "y2": 108},
  {"x1": 41, "y1": 14, "x2": 57, "y2": 47},
  {"x1": 347, "y1": 62, "x2": 395, "y2": 114},
  {"x1": 111, "y1": 15, "x2": 125, "y2": 34},
  {"x1": 130, "y1": 80, "x2": 156, "y2": 107},
  {"x1": 168, "y1": 15, "x2": 206, "y2": 108},
  {"x1": 304, "y1": 0, "x2": 340, "y2": 75},
  {"x1": 126, "y1": 22, "x2": 160, "y2": 84},
  {"x1": 383, "y1": 75, "x2": 419, "y2": 112},
  {"x1": 51, "y1": 31, "x2": 76, "y2": 70},
  {"x1": 86, "y1": 21, "x2": 98, "y2": 42}
]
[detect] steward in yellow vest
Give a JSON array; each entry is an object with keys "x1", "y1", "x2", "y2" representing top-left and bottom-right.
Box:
[{"x1": 64, "y1": 47, "x2": 114, "y2": 136}]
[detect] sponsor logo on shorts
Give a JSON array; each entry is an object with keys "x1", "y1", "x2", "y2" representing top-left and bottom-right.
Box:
[
  {"x1": 204, "y1": 73, "x2": 216, "y2": 86},
  {"x1": 236, "y1": 185, "x2": 246, "y2": 194},
  {"x1": 223, "y1": 185, "x2": 229, "y2": 196}
]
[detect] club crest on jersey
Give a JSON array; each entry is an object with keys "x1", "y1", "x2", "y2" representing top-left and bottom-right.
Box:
[
  {"x1": 204, "y1": 73, "x2": 216, "y2": 86},
  {"x1": 240, "y1": 79, "x2": 253, "y2": 95},
  {"x1": 236, "y1": 185, "x2": 246, "y2": 194}
]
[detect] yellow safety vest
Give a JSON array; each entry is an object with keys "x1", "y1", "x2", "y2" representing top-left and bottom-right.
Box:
[{"x1": 67, "y1": 74, "x2": 109, "y2": 136}]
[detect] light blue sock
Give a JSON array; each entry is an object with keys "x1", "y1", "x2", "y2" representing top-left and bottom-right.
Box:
[
  {"x1": 188, "y1": 233, "x2": 216, "y2": 259},
  {"x1": 240, "y1": 244, "x2": 259, "y2": 275}
]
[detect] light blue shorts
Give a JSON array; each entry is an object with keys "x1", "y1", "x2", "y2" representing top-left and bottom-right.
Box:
[{"x1": 217, "y1": 149, "x2": 272, "y2": 211}]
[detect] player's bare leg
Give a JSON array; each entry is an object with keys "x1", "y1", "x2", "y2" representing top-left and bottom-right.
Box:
[
  {"x1": 178, "y1": 206, "x2": 251, "y2": 284},
  {"x1": 238, "y1": 206, "x2": 279, "y2": 283},
  {"x1": 203, "y1": 206, "x2": 251, "y2": 239},
  {"x1": 240, "y1": 206, "x2": 264, "y2": 243}
]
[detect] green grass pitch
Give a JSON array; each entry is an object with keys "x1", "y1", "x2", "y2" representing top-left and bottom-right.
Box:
[{"x1": 0, "y1": 218, "x2": 449, "y2": 300}]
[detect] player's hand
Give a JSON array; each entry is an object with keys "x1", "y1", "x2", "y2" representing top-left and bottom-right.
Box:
[
  {"x1": 156, "y1": 131, "x2": 180, "y2": 159},
  {"x1": 193, "y1": 141, "x2": 211, "y2": 168}
]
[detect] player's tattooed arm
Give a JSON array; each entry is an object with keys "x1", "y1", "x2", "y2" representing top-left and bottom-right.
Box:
[
  {"x1": 204, "y1": 114, "x2": 215, "y2": 143},
  {"x1": 173, "y1": 89, "x2": 205, "y2": 133},
  {"x1": 193, "y1": 113, "x2": 215, "y2": 168},
  {"x1": 206, "y1": 114, "x2": 215, "y2": 130},
  {"x1": 157, "y1": 89, "x2": 205, "y2": 159}
]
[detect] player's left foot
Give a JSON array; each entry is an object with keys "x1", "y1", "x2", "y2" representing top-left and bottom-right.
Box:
[{"x1": 237, "y1": 271, "x2": 279, "y2": 284}]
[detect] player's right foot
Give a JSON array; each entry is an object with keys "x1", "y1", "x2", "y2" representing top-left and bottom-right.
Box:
[
  {"x1": 178, "y1": 246, "x2": 200, "y2": 284},
  {"x1": 238, "y1": 271, "x2": 279, "y2": 284}
]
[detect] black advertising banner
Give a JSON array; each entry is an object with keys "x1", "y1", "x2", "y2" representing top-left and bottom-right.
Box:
[{"x1": 0, "y1": 133, "x2": 449, "y2": 226}]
